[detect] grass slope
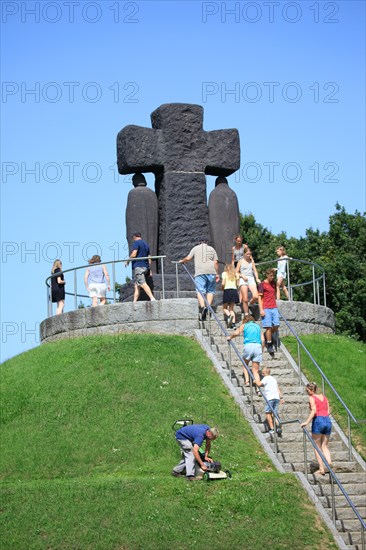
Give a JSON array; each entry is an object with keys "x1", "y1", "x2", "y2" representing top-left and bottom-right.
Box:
[
  {"x1": 1, "y1": 335, "x2": 337, "y2": 550},
  {"x1": 283, "y1": 334, "x2": 366, "y2": 457}
]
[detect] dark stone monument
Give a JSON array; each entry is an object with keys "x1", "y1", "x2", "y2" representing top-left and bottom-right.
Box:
[
  {"x1": 208, "y1": 176, "x2": 240, "y2": 269},
  {"x1": 126, "y1": 173, "x2": 158, "y2": 273},
  {"x1": 117, "y1": 103, "x2": 240, "y2": 297}
]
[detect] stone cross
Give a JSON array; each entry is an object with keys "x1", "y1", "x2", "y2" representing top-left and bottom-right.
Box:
[{"x1": 117, "y1": 103, "x2": 240, "y2": 271}]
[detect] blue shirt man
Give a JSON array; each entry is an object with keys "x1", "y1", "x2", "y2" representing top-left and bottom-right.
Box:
[
  {"x1": 128, "y1": 232, "x2": 156, "y2": 302},
  {"x1": 172, "y1": 424, "x2": 219, "y2": 480},
  {"x1": 131, "y1": 237, "x2": 150, "y2": 270}
]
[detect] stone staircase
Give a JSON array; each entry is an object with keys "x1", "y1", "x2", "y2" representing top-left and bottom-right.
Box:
[{"x1": 201, "y1": 316, "x2": 366, "y2": 550}]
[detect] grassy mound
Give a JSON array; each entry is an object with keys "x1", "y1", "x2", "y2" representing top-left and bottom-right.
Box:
[
  {"x1": 1, "y1": 335, "x2": 337, "y2": 549},
  {"x1": 283, "y1": 334, "x2": 366, "y2": 457}
]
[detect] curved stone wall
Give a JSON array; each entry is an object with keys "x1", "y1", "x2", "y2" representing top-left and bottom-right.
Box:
[
  {"x1": 40, "y1": 299, "x2": 335, "y2": 345},
  {"x1": 277, "y1": 300, "x2": 335, "y2": 335},
  {"x1": 40, "y1": 299, "x2": 199, "y2": 344}
]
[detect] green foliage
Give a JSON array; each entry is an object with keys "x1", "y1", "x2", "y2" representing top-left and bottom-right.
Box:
[
  {"x1": 240, "y1": 204, "x2": 366, "y2": 341},
  {"x1": 0, "y1": 336, "x2": 337, "y2": 549}
]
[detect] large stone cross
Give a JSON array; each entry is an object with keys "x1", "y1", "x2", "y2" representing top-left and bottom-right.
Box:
[{"x1": 117, "y1": 103, "x2": 240, "y2": 270}]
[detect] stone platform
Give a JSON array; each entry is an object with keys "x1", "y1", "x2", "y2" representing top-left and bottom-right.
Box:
[
  {"x1": 40, "y1": 299, "x2": 335, "y2": 345},
  {"x1": 277, "y1": 300, "x2": 335, "y2": 335},
  {"x1": 40, "y1": 299, "x2": 199, "y2": 344}
]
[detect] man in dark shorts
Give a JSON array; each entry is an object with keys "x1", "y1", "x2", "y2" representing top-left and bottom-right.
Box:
[{"x1": 128, "y1": 232, "x2": 156, "y2": 302}]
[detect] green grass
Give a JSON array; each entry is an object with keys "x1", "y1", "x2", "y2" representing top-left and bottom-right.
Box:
[
  {"x1": 283, "y1": 334, "x2": 366, "y2": 457},
  {"x1": 1, "y1": 335, "x2": 338, "y2": 550}
]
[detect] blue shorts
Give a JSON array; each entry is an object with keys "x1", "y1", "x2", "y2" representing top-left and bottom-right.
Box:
[
  {"x1": 262, "y1": 308, "x2": 280, "y2": 328},
  {"x1": 312, "y1": 416, "x2": 332, "y2": 435},
  {"x1": 265, "y1": 398, "x2": 280, "y2": 414},
  {"x1": 195, "y1": 274, "x2": 216, "y2": 295},
  {"x1": 243, "y1": 343, "x2": 262, "y2": 363}
]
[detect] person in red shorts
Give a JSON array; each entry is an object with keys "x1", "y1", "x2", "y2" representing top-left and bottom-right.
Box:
[{"x1": 258, "y1": 268, "x2": 279, "y2": 355}]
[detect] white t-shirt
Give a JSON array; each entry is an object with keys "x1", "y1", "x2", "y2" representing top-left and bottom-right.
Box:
[{"x1": 261, "y1": 375, "x2": 280, "y2": 400}]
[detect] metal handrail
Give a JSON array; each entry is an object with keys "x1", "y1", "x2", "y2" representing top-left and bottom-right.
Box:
[
  {"x1": 281, "y1": 419, "x2": 366, "y2": 545},
  {"x1": 45, "y1": 255, "x2": 167, "y2": 316},
  {"x1": 280, "y1": 310, "x2": 366, "y2": 460},
  {"x1": 256, "y1": 257, "x2": 326, "y2": 306}
]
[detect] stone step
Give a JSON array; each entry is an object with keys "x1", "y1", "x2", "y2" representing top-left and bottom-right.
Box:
[
  {"x1": 275, "y1": 440, "x2": 346, "y2": 453},
  {"x1": 230, "y1": 370, "x2": 300, "y2": 383},
  {"x1": 333, "y1": 507, "x2": 366, "y2": 521},
  {"x1": 252, "y1": 395, "x2": 308, "y2": 405},
  {"x1": 283, "y1": 461, "x2": 360, "y2": 474},
  {"x1": 218, "y1": 352, "x2": 288, "y2": 367},
  {"x1": 310, "y1": 472, "x2": 366, "y2": 486},
  {"x1": 313, "y1": 483, "x2": 366, "y2": 498},
  {"x1": 282, "y1": 450, "x2": 352, "y2": 464},
  {"x1": 340, "y1": 532, "x2": 362, "y2": 550},
  {"x1": 319, "y1": 494, "x2": 366, "y2": 509},
  {"x1": 334, "y1": 519, "x2": 365, "y2": 533},
  {"x1": 224, "y1": 359, "x2": 292, "y2": 371},
  {"x1": 272, "y1": 431, "x2": 344, "y2": 444},
  {"x1": 341, "y1": 530, "x2": 366, "y2": 546},
  {"x1": 233, "y1": 381, "x2": 303, "y2": 395},
  {"x1": 229, "y1": 365, "x2": 299, "y2": 378}
]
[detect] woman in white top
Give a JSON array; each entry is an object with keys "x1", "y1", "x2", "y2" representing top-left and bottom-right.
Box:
[
  {"x1": 236, "y1": 248, "x2": 261, "y2": 316},
  {"x1": 84, "y1": 255, "x2": 110, "y2": 307},
  {"x1": 231, "y1": 235, "x2": 247, "y2": 268},
  {"x1": 276, "y1": 246, "x2": 291, "y2": 300}
]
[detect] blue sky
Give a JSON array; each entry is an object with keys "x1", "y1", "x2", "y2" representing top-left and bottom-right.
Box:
[{"x1": 1, "y1": 0, "x2": 365, "y2": 361}]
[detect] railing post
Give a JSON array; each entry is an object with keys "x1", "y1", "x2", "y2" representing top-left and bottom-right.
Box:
[
  {"x1": 361, "y1": 524, "x2": 365, "y2": 550},
  {"x1": 161, "y1": 257, "x2": 165, "y2": 300},
  {"x1": 112, "y1": 262, "x2": 116, "y2": 304},
  {"x1": 330, "y1": 474, "x2": 336, "y2": 524},
  {"x1": 297, "y1": 340, "x2": 302, "y2": 386},
  {"x1": 287, "y1": 260, "x2": 292, "y2": 301},
  {"x1": 175, "y1": 262, "x2": 180, "y2": 298},
  {"x1": 347, "y1": 415, "x2": 352, "y2": 461},
  {"x1": 312, "y1": 265, "x2": 316, "y2": 305},
  {"x1": 74, "y1": 269, "x2": 78, "y2": 311},
  {"x1": 228, "y1": 342, "x2": 232, "y2": 382},
  {"x1": 273, "y1": 424, "x2": 278, "y2": 459},
  {"x1": 249, "y1": 381, "x2": 254, "y2": 418},
  {"x1": 303, "y1": 430, "x2": 308, "y2": 477},
  {"x1": 47, "y1": 286, "x2": 52, "y2": 318},
  {"x1": 316, "y1": 280, "x2": 320, "y2": 305},
  {"x1": 323, "y1": 273, "x2": 327, "y2": 308}
]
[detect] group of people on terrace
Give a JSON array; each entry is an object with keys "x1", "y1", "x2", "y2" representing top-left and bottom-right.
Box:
[{"x1": 179, "y1": 235, "x2": 289, "y2": 355}]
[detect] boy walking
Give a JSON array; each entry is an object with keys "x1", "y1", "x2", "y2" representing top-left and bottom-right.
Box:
[
  {"x1": 254, "y1": 367, "x2": 284, "y2": 434},
  {"x1": 258, "y1": 268, "x2": 279, "y2": 355}
]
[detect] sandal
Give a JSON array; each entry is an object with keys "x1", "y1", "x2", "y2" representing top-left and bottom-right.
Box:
[
  {"x1": 244, "y1": 382, "x2": 250, "y2": 387},
  {"x1": 314, "y1": 469, "x2": 325, "y2": 476}
]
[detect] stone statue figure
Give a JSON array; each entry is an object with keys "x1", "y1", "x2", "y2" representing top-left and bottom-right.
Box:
[
  {"x1": 126, "y1": 173, "x2": 158, "y2": 272},
  {"x1": 208, "y1": 176, "x2": 240, "y2": 267}
]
